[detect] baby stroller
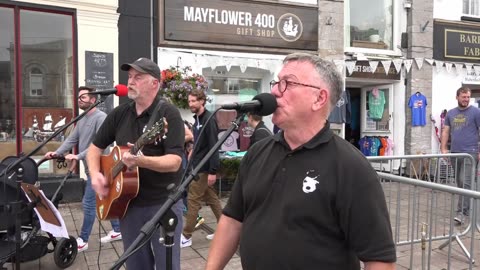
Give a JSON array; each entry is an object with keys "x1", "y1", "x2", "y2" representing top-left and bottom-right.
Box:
[{"x1": 0, "y1": 155, "x2": 78, "y2": 268}]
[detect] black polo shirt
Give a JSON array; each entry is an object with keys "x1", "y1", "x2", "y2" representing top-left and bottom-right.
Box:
[
  {"x1": 93, "y1": 98, "x2": 184, "y2": 206},
  {"x1": 223, "y1": 123, "x2": 396, "y2": 269}
]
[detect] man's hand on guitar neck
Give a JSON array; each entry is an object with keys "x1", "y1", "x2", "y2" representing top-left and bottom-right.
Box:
[{"x1": 123, "y1": 142, "x2": 142, "y2": 171}]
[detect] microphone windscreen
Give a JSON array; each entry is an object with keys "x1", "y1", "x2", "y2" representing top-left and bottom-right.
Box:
[
  {"x1": 253, "y1": 93, "x2": 277, "y2": 116},
  {"x1": 115, "y1": 84, "x2": 128, "y2": 97}
]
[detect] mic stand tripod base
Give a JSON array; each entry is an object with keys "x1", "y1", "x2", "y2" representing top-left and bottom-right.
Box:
[{"x1": 158, "y1": 208, "x2": 178, "y2": 270}]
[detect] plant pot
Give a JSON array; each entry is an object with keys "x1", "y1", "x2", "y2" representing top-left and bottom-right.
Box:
[{"x1": 369, "y1": 34, "x2": 380, "y2": 43}]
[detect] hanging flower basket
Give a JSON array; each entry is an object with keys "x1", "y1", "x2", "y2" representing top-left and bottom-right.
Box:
[{"x1": 159, "y1": 66, "x2": 209, "y2": 109}]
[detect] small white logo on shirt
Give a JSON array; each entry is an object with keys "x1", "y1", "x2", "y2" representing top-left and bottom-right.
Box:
[{"x1": 302, "y1": 171, "x2": 319, "y2": 193}]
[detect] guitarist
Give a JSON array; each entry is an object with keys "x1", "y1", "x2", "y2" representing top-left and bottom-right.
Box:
[{"x1": 87, "y1": 57, "x2": 185, "y2": 270}]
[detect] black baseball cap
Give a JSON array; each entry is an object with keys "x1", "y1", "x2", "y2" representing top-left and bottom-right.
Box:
[{"x1": 121, "y1": 57, "x2": 160, "y2": 79}]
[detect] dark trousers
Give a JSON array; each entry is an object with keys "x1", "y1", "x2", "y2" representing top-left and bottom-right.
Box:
[{"x1": 120, "y1": 200, "x2": 183, "y2": 270}]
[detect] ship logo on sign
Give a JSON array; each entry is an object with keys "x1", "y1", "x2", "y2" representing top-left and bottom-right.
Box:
[{"x1": 277, "y1": 13, "x2": 303, "y2": 42}]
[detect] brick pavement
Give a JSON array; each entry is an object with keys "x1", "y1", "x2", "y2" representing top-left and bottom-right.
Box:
[
  {"x1": 3, "y1": 197, "x2": 241, "y2": 270},
  {"x1": 5, "y1": 191, "x2": 480, "y2": 269}
]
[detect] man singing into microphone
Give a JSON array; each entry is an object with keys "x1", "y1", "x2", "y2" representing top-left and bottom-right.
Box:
[
  {"x1": 180, "y1": 89, "x2": 223, "y2": 247},
  {"x1": 44, "y1": 86, "x2": 122, "y2": 252},
  {"x1": 206, "y1": 53, "x2": 396, "y2": 269}
]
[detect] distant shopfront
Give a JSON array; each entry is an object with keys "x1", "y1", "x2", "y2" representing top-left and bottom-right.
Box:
[
  {"x1": 432, "y1": 19, "x2": 480, "y2": 150},
  {"x1": 159, "y1": 0, "x2": 318, "y2": 150}
]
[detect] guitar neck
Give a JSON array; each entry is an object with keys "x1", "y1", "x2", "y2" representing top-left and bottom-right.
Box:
[
  {"x1": 111, "y1": 143, "x2": 141, "y2": 178},
  {"x1": 112, "y1": 160, "x2": 126, "y2": 178},
  {"x1": 130, "y1": 142, "x2": 143, "y2": 155}
]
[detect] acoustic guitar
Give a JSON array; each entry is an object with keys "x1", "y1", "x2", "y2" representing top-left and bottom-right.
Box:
[{"x1": 96, "y1": 119, "x2": 167, "y2": 220}]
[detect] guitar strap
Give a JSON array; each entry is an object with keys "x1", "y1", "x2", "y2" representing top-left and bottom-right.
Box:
[{"x1": 145, "y1": 98, "x2": 166, "y2": 132}]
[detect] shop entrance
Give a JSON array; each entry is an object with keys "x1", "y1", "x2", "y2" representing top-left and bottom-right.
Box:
[{"x1": 345, "y1": 88, "x2": 361, "y2": 149}]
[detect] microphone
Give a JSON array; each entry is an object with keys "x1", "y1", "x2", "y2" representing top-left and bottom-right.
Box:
[
  {"x1": 221, "y1": 93, "x2": 277, "y2": 116},
  {"x1": 89, "y1": 84, "x2": 128, "y2": 96}
]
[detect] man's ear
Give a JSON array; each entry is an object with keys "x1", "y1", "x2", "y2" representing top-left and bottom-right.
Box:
[
  {"x1": 152, "y1": 79, "x2": 159, "y2": 88},
  {"x1": 313, "y1": 89, "x2": 329, "y2": 110}
]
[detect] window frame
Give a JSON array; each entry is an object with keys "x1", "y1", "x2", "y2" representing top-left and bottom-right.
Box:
[
  {"x1": 26, "y1": 64, "x2": 46, "y2": 97},
  {"x1": 463, "y1": 0, "x2": 480, "y2": 17},
  {"x1": 345, "y1": 0, "x2": 402, "y2": 56}
]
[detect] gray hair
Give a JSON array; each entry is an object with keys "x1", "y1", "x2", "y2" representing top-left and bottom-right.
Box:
[{"x1": 283, "y1": 53, "x2": 343, "y2": 109}]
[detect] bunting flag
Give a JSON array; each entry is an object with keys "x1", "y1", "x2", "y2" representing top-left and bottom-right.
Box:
[
  {"x1": 465, "y1": 63, "x2": 473, "y2": 73},
  {"x1": 345, "y1": 60, "x2": 356, "y2": 75},
  {"x1": 415, "y1": 58, "x2": 424, "y2": 70},
  {"x1": 435, "y1": 60, "x2": 443, "y2": 73},
  {"x1": 474, "y1": 65, "x2": 480, "y2": 76},
  {"x1": 381, "y1": 60, "x2": 392, "y2": 75},
  {"x1": 158, "y1": 48, "x2": 480, "y2": 80},
  {"x1": 333, "y1": 59, "x2": 345, "y2": 74},
  {"x1": 403, "y1": 59, "x2": 413, "y2": 73},
  {"x1": 208, "y1": 57, "x2": 218, "y2": 71},
  {"x1": 369, "y1": 61, "x2": 379, "y2": 73},
  {"x1": 392, "y1": 59, "x2": 403, "y2": 74},
  {"x1": 224, "y1": 57, "x2": 232, "y2": 72},
  {"x1": 445, "y1": 62, "x2": 453, "y2": 73},
  {"x1": 454, "y1": 63, "x2": 463, "y2": 76},
  {"x1": 240, "y1": 63, "x2": 248, "y2": 73}
]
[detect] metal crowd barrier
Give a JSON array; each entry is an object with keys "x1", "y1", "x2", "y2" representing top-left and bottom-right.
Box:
[{"x1": 367, "y1": 154, "x2": 479, "y2": 270}]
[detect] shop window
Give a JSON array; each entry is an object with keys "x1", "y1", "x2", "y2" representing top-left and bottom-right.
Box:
[
  {"x1": 0, "y1": 3, "x2": 76, "y2": 175},
  {"x1": 28, "y1": 66, "x2": 45, "y2": 96},
  {"x1": 0, "y1": 6, "x2": 16, "y2": 159},
  {"x1": 60, "y1": 63, "x2": 74, "y2": 108},
  {"x1": 20, "y1": 9, "x2": 75, "y2": 174},
  {"x1": 346, "y1": 0, "x2": 393, "y2": 50},
  {"x1": 463, "y1": 0, "x2": 480, "y2": 16},
  {"x1": 202, "y1": 65, "x2": 271, "y2": 151},
  {"x1": 362, "y1": 86, "x2": 391, "y2": 132},
  {"x1": 203, "y1": 66, "x2": 266, "y2": 111}
]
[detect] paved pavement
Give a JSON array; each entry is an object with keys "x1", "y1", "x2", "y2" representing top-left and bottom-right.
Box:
[
  {"x1": 4, "y1": 188, "x2": 480, "y2": 270},
  {"x1": 2, "y1": 197, "x2": 240, "y2": 270}
]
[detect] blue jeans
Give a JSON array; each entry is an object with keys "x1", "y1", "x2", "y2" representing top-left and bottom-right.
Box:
[
  {"x1": 120, "y1": 200, "x2": 183, "y2": 270},
  {"x1": 453, "y1": 154, "x2": 478, "y2": 215},
  {"x1": 79, "y1": 176, "x2": 121, "y2": 242}
]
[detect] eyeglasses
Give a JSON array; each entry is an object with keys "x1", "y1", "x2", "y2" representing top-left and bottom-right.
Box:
[{"x1": 270, "y1": 79, "x2": 322, "y2": 94}]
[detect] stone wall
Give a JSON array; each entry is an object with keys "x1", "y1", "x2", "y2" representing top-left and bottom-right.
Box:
[
  {"x1": 318, "y1": 0, "x2": 344, "y2": 60},
  {"x1": 405, "y1": 0, "x2": 434, "y2": 155}
]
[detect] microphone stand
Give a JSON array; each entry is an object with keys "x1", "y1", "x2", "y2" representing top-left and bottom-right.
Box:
[
  {"x1": 0, "y1": 95, "x2": 109, "y2": 270},
  {"x1": 110, "y1": 111, "x2": 246, "y2": 270}
]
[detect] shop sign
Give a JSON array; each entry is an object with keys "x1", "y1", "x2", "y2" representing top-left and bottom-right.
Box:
[
  {"x1": 85, "y1": 51, "x2": 114, "y2": 113},
  {"x1": 433, "y1": 20, "x2": 480, "y2": 63},
  {"x1": 463, "y1": 69, "x2": 480, "y2": 84},
  {"x1": 346, "y1": 61, "x2": 401, "y2": 80},
  {"x1": 162, "y1": 0, "x2": 318, "y2": 50}
]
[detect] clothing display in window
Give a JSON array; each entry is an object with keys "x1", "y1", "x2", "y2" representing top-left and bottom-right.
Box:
[
  {"x1": 408, "y1": 92, "x2": 428, "y2": 126},
  {"x1": 218, "y1": 130, "x2": 239, "y2": 151},
  {"x1": 359, "y1": 136, "x2": 393, "y2": 156},
  {"x1": 328, "y1": 91, "x2": 351, "y2": 124},
  {"x1": 368, "y1": 88, "x2": 385, "y2": 120}
]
